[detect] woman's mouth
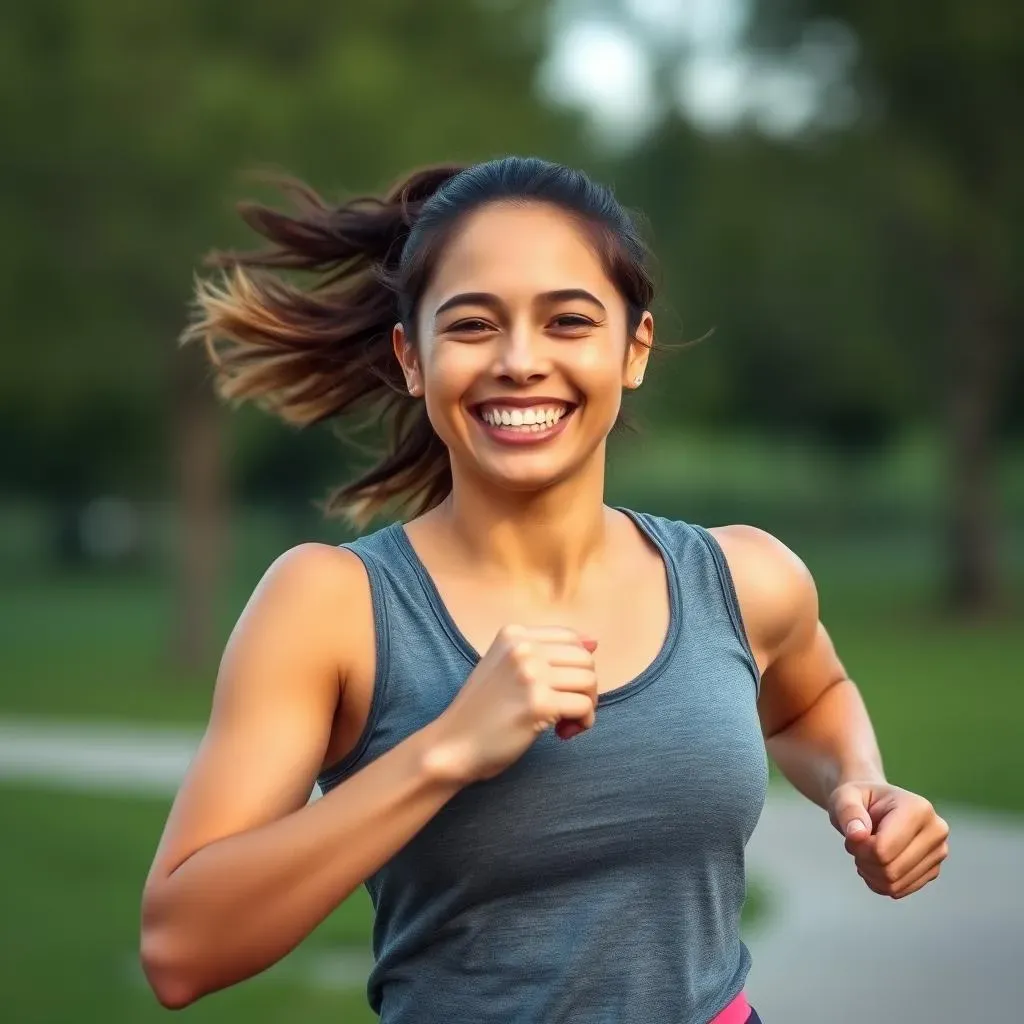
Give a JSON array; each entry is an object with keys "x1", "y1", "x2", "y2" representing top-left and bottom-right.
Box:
[{"x1": 471, "y1": 401, "x2": 577, "y2": 444}]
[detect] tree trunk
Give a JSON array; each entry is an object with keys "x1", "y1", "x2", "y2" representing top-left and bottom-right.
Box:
[
  {"x1": 945, "y1": 257, "x2": 1004, "y2": 614},
  {"x1": 173, "y1": 347, "x2": 227, "y2": 671}
]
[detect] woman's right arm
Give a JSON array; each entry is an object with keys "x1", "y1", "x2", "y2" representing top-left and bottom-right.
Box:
[{"x1": 139, "y1": 543, "x2": 467, "y2": 1009}]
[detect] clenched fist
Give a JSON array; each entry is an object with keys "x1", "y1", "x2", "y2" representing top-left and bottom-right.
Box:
[
  {"x1": 829, "y1": 781, "x2": 950, "y2": 899},
  {"x1": 430, "y1": 625, "x2": 599, "y2": 783}
]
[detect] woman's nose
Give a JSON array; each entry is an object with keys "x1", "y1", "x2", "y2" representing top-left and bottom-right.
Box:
[{"x1": 496, "y1": 326, "x2": 549, "y2": 384}]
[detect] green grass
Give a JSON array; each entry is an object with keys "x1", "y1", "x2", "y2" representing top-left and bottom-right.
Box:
[
  {"x1": 0, "y1": 783, "x2": 768, "y2": 1023},
  {"x1": 0, "y1": 785, "x2": 378, "y2": 1024},
  {"x1": 815, "y1": 593, "x2": 1024, "y2": 812},
  {"x1": 0, "y1": 573, "x2": 223, "y2": 724}
]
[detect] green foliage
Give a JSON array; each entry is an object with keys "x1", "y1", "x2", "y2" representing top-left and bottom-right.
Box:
[
  {"x1": 614, "y1": 126, "x2": 928, "y2": 444},
  {"x1": 739, "y1": 0, "x2": 1024, "y2": 413},
  {"x1": 2, "y1": 0, "x2": 1020, "y2": 605},
  {"x1": 0, "y1": 0, "x2": 580, "y2": 501}
]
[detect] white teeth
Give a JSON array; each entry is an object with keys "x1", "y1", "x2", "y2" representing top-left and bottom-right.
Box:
[{"x1": 479, "y1": 405, "x2": 569, "y2": 429}]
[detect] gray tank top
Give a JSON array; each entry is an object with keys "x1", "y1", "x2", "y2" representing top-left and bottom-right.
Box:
[{"x1": 317, "y1": 510, "x2": 768, "y2": 1023}]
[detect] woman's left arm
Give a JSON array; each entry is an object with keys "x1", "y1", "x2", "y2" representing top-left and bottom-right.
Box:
[{"x1": 711, "y1": 525, "x2": 949, "y2": 900}]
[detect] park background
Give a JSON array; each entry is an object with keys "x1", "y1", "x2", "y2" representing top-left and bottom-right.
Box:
[{"x1": 1, "y1": 1, "x2": 1021, "y2": 1022}]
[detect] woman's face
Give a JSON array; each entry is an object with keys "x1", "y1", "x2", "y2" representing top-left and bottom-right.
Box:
[{"x1": 394, "y1": 201, "x2": 652, "y2": 496}]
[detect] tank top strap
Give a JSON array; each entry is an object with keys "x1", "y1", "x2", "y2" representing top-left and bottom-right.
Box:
[
  {"x1": 339, "y1": 521, "x2": 455, "y2": 645},
  {"x1": 618, "y1": 510, "x2": 761, "y2": 696},
  {"x1": 317, "y1": 523, "x2": 475, "y2": 789}
]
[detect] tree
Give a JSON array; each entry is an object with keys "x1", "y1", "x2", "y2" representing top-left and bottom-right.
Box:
[
  {"x1": 0, "y1": 0, "x2": 583, "y2": 666},
  {"x1": 743, "y1": 0, "x2": 1024, "y2": 609}
]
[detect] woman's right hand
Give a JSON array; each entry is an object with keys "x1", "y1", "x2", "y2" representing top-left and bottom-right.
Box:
[{"x1": 430, "y1": 625, "x2": 599, "y2": 783}]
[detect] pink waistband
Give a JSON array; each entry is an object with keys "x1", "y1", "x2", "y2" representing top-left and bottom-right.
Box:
[{"x1": 710, "y1": 991, "x2": 751, "y2": 1024}]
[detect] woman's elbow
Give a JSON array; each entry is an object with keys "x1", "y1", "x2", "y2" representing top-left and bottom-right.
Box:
[
  {"x1": 140, "y1": 935, "x2": 200, "y2": 1009},
  {"x1": 139, "y1": 894, "x2": 203, "y2": 1009}
]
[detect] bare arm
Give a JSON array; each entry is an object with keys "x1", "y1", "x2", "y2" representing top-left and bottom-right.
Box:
[
  {"x1": 712, "y1": 525, "x2": 947, "y2": 899},
  {"x1": 710, "y1": 525, "x2": 885, "y2": 806},
  {"x1": 140, "y1": 544, "x2": 466, "y2": 1009}
]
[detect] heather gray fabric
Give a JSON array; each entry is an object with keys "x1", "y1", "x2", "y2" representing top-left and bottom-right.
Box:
[{"x1": 317, "y1": 510, "x2": 768, "y2": 1024}]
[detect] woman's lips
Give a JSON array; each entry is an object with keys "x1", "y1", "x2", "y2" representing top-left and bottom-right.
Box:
[{"x1": 471, "y1": 401, "x2": 577, "y2": 446}]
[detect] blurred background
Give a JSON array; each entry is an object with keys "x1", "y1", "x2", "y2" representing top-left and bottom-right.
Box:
[{"x1": 1, "y1": 1, "x2": 1021, "y2": 1021}]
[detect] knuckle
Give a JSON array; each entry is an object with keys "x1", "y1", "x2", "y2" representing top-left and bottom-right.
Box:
[
  {"x1": 498, "y1": 624, "x2": 527, "y2": 645},
  {"x1": 882, "y1": 862, "x2": 901, "y2": 884},
  {"x1": 576, "y1": 651, "x2": 596, "y2": 671},
  {"x1": 510, "y1": 640, "x2": 534, "y2": 663},
  {"x1": 514, "y1": 656, "x2": 539, "y2": 685},
  {"x1": 524, "y1": 685, "x2": 549, "y2": 717}
]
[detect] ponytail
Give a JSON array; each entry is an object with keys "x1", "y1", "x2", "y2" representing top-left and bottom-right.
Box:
[
  {"x1": 182, "y1": 165, "x2": 464, "y2": 526},
  {"x1": 184, "y1": 156, "x2": 655, "y2": 528}
]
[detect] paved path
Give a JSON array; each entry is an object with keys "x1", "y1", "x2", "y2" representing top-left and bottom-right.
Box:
[
  {"x1": 743, "y1": 794, "x2": 1024, "y2": 1022},
  {"x1": 2, "y1": 715, "x2": 1022, "y2": 1022}
]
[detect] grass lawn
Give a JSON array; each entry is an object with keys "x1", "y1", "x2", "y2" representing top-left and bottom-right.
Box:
[
  {"x1": 0, "y1": 784, "x2": 377, "y2": 1024},
  {"x1": 0, "y1": 783, "x2": 768, "y2": 1023}
]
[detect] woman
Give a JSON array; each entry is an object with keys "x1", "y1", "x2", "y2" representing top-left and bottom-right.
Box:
[{"x1": 140, "y1": 157, "x2": 949, "y2": 1023}]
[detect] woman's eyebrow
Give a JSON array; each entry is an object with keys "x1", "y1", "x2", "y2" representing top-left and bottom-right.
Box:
[
  {"x1": 537, "y1": 289, "x2": 607, "y2": 314},
  {"x1": 433, "y1": 288, "x2": 607, "y2": 321},
  {"x1": 433, "y1": 292, "x2": 505, "y2": 319}
]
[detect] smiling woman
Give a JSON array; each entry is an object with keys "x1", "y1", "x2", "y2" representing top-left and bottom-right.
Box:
[
  {"x1": 389, "y1": 198, "x2": 652, "y2": 503},
  {"x1": 142, "y1": 157, "x2": 948, "y2": 1024},
  {"x1": 184, "y1": 161, "x2": 651, "y2": 524}
]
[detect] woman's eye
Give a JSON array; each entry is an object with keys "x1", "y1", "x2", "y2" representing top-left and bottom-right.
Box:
[
  {"x1": 448, "y1": 318, "x2": 493, "y2": 334},
  {"x1": 551, "y1": 314, "x2": 596, "y2": 330}
]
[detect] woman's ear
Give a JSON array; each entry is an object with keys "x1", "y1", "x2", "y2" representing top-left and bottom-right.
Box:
[
  {"x1": 392, "y1": 322, "x2": 423, "y2": 396},
  {"x1": 623, "y1": 311, "x2": 654, "y2": 389}
]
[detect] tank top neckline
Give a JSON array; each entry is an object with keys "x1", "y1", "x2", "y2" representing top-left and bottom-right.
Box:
[{"x1": 386, "y1": 507, "x2": 683, "y2": 708}]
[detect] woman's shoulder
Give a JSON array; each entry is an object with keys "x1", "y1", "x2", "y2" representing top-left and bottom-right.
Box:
[
  {"x1": 704, "y1": 524, "x2": 818, "y2": 660},
  {"x1": 258, "y1": 517, "x2": 403, "y2": 588},
  {"x1": 629, "y1": 508, "x2": 809, "y2": 586},
  {"x1": 244, "y1": 542, "x2": 375, "y2": 653},
  {"x1": 705, "y1": 524, "x2": 814, "y2": 598},
  {"x1": 627, "y1": 510, "x2": 818, "y2": 656},
  {"x1": 231, "y1": 541, "x2": 377, "y2": 702},
  {"x1": 258, "y1": 540, "x2": 371, "y2": 598}
]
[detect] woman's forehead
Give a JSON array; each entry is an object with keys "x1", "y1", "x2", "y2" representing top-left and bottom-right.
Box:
[{"x1": 425, "y1": 203, "x2": 614, "y2": 301}]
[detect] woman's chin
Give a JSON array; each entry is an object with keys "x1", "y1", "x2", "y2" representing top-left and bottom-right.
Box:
[{"x1": 464, "y1": 454, "x2": 589, "y2": 497}]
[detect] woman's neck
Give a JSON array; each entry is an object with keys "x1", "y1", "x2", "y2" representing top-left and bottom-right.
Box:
[{"x1": 425, "y1": 453, "x2": 611, "y2": 600}]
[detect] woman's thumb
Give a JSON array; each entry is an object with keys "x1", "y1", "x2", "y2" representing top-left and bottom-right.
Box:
[{"x1": 830, "y1": 786, "x2": 873, "y2": 841}]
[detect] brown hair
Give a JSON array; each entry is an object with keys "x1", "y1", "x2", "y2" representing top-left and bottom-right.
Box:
[{"x1": 183, "y1": 156, "x2": 655, "y2": 526}]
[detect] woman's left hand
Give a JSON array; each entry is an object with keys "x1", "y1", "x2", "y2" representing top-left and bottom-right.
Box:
[{"x1": 827, "y1": 782, "x2": 950, "y2": 899}]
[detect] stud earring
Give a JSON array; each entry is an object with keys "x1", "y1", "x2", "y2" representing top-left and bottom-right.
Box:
[{"x1": 633, "y1": 375, "x2": 643, "y2": 387}]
